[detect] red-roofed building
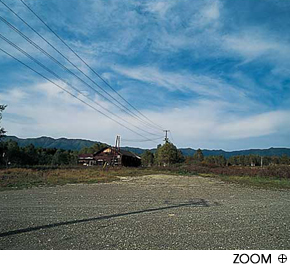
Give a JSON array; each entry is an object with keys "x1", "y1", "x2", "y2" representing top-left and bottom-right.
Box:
[{"x1": 78, "y1": 147, "x2": 141, "y2": 167}]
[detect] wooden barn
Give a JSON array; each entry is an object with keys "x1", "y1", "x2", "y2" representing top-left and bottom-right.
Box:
[
  {"x1": 93, "y1": 147, "x2": 141, "y2": 167},
  {"x1": 78, "y1": 147, "x2": 141, "y2": 167}
]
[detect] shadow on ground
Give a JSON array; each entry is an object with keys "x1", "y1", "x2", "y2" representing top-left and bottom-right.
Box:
[{"x1": 0, "y1": 199, "x2": 211, "y2": 238}]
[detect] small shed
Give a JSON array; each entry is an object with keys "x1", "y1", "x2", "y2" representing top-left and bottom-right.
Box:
[{"x1": 93, "y1": 147, "x2": 141, "y2": 167}]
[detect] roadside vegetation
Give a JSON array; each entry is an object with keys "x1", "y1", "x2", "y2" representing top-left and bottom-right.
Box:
[
  {"x1": 0, "y1": 167, "x2": 174, "y2": 191},
  {"x1": 1, "y1": 139, "x2": 290, "y2": 191},
  {"x1": 1, "y1": 164, "x2": 290, "y2": 191},
  {"x1": 173, "y1": 164, "x2": 290, "y2": 190},
  {"x1": 0, "y1": 168, "x2": 117, "y2": 191}
]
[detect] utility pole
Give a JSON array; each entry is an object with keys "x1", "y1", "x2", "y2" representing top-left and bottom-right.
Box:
[
  {"x1": 111, "y1": 135, "x2": 121, "y2": 167},
  {"x1": 261, "y1": 156, "x2": 263, "y2": 168},
  {"x1": 163, "y1": 130, "x2": 170, "y2": 143},
  {"x1": 115, "y1": 135, "x2": 120, "y2": 151}
]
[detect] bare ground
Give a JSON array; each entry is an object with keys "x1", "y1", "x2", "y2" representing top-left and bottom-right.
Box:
[{"x1": 0, "y1": 174, "x2": 289, "y2": 249}]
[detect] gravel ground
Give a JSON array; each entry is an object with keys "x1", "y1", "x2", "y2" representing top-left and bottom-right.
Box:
[{"x1": 0, "y1": 174, "x2": 289, "y2": 250}]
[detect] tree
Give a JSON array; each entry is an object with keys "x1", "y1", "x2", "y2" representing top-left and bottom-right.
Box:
[
  {"x1": 141, "y1": 150, "x2": 154, "y2": 167},
  {"x1": 4, "y1": 140, "x2": 22, "y2": 165},
  {"x1": 280, "y1": 154, "x2": 290, "y2": 165},
  {"x1": 193, "y1": 148, "x2": 204, "y2": 163},
  {"x1": 0, "y1": 105, "x2": 7, "y2": 138},
  {"x1": 79, "y1": 143, "x2": 108, "y2": 154},
  {"x1": 155, "y1": 142, "x2": 184, "y2": 166},
  {"x1": 271, "y1": 156, "x2": 280, "y2": 165},
  {"x1": 23, "y1": 144, "x2": 38, "y2": 165},
  {"x1": 204, "y1": 155, "x2": 226, "y2": 166},
  {"x1": 52, "y1": 149, "x2": 69, "y2": 165},
  {"x1": 216, "y1": 155, "x2": 227, "y2": 166},
  {"x1": 38, "y1": 148, "x2": 55, "y2": 165}
]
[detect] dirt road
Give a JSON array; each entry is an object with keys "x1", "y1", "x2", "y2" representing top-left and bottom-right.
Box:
[{"x1": 0, "y1": 174, "x2": 289, "y2": 249}]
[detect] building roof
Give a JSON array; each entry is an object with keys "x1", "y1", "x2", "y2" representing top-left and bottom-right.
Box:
[
  {"x1": 78, "y1": 154, "x2": 94, "y2": 159},
  {"x1": 119, "y1": 149, "x2": 141, "y2": 158},
  {"x1": 94, "y1": 147, "x2": 140, "y2": 159},
  {"x1": 120, "y1": 149, "x2": 141, "y2": 159}
]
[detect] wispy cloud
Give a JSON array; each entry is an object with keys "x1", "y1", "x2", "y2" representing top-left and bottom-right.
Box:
[
  {"x1": 222, "y1": 29, "x2": 290, "y2": 64},
  {"x1": 1, "y1": 0, "x2": 290, "y2": 149},
  {"x1": 0, "y1": 88, "x2": 28, "y2": 102},
  {"x1": 113, "y1": 65, "x2": 248, "y2": 103},
  {"x1": 144, "y1": 1, "x2": 174, "y2": 17},
  {"x1": 2, "y1": 77, "x2": 290, "y2": 151}
]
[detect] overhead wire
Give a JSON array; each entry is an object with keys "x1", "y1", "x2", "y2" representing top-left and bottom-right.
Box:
[
  {"x1": 0, "y1": 47, "x2": 161, "y2": 143},
  {"x1": 0, "y1": 35, "x2": 159, "y2": 142},
  {"x1": 0, "y1": 0, "x2": 162, "y2": 134},
  {"x1": 121, "y1": 136, "x2": 164, "y2": 143},
  {"x1": 0, "y1": 14, "x2": 162, "y2": 138},
  {"x1": 169, "y1": 131, "x2": 175, "y2": 143},
  {"x1": 19, "y1": 0, "x2": 164, "y2": 131}
]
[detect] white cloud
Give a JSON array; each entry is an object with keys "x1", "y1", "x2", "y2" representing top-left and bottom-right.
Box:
[
  {"x1": 222, "y1": 29, "x2": 290, "y2": 63},
  {"x1": 216, "y1": 111, "x2": 290, "y2": 139},
  {"x1": 2, "y1": 80, "x2": 163, "y2": 145},
  {"x1": 193, "y1": 0, "x2": 221, "y2": 29},
  {"x1": 3, "y1": 81, "x2": 290, "y2": 150},
  {"x1": 113, "y1": 65, "x2": 247, "y2": 102},
  {"x1": 203, "y1": 1, "x2": 220, "y2": 20},
  {"x1": 0, "y1": 88, "x2": 27, "y2": 103},
  {"x1": 144, "y1": 1, "x2": 173, "y2": 17},
  {"x1": 145, "y1": 101, "x2": 290, "y2": 148}
]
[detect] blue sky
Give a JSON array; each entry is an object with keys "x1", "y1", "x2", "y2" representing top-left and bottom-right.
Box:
[{"x1": 0, "y1": 0, "x2": 290, "y2": 150}]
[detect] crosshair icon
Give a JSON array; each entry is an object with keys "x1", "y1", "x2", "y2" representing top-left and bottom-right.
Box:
[{"x1": 278, "y1": 254, "x2": 287, "y2": 263}]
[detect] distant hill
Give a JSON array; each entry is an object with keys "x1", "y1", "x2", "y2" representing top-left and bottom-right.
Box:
[
  {"x1": 178, "y1": 148, "x2": 290, "y2": 159},
  {"x1": 3, "y1": 136, "x2": 100, "y2": 151},
  {"x1": 122, "y1": 146, "x2": 290, "y2": 158},
  {"x1": 3, "y1": 136, "x2": 290, "y2": 157},
  {"x1": 121, "y1": 147, "x2": 153, "y2": 155}
]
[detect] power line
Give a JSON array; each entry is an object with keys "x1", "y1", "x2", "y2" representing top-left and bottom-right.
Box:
[
  {"x1": 20, "y1": 0, "x2": 164, "y2": 131},
  {"x1": 122, "y1": 136, "x2": 164, "y2": 143},
  {"x1": 0, "y1": 36, "x2": 159, "y2": 142},
  {"x1": 169, "y1": 130, "x2": 175, "y2": 142},
  {"x1": 0, "y1": 14, "x2": 162, "y2": 138},
  {"x1": 0, "y1": 0, "x2": 162, "y2": 134},
  {"x1": 0, "y1": 47, "x2": 160, "y2": 142}
]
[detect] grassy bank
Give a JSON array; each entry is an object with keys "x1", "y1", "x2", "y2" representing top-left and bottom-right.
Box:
[
  {"x1": 0, "y1": 168, "x2": 114, "y2": 191},
  {"x1": 172, "y1": 164, "x2": 290, "y2": 189},
  {"x1": 1, "y1": 165, "x2": 290, "y2": 191},
  {"x1": 0, "y1": 167, "x2": 170, "y2": 191},
  {"x1": 198, "y1": 173, "x2": 290, "y2": 190}
]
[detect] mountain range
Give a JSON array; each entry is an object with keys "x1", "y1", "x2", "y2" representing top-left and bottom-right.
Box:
[
  {"x1": 3, "y1": 136, "x2": 290, "y2": 158},
  {"x1": 3, "y1": 136, "x2": 97, "y2": 151}
]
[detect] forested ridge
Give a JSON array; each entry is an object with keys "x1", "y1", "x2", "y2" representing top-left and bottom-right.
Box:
[{"x1": 4, "y1": 135, "x2": 290, "y2": 157}]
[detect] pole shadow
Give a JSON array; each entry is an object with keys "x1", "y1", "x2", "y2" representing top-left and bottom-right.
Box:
[{"x1": 0, "y1": 199, "x2": 210, "y2": 238}]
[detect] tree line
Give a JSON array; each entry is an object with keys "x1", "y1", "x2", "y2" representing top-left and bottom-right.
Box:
[
  {"x1": 0, "y1": 140, "x2": 111, "y2": 167},
  {"x1": 141, "y1": 145, "x2": 290, "y2": 167},
  {"x1": 0, "y1": 140, "x2": 78, "y2": 166},
  {"x1": 1, "y1": 139, "x2": 289, "y2": 168}
]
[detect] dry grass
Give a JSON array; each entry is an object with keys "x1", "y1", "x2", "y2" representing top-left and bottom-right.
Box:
[
  {"x1": 0, "y1": 168, "x2": 118, "y2": 190},
  {"x1": 0, "y1": 167, "x2": 169, "y2": 191},
  {"x1": 198, "y1": 173, "x2": 290, "y2": 190},
  {"x1": 1, "y1": 165, "x2": 290, "y2": 191},
  {"x1": 175, "y1": 164, "x2": 290, "y2": 189},
  {"x1": 175, "y1": 164, "x2": 290, "y2": 179}
]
